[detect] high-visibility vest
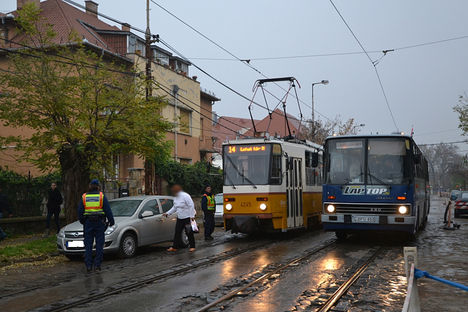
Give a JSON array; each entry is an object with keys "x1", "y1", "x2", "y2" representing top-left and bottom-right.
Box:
[
  {"x1": 204, "y1": 194, "x2": 215, "y2": 211},
  {"x1": 82, "y1": 192, "x2": 105, "y2": 215}
]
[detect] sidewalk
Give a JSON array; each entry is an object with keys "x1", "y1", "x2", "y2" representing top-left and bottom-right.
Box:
[{"x1": 416, "y1": 196, "x2": 468, "y2": 311}]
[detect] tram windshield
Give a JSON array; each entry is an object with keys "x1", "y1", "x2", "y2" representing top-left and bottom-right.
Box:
[
  {"x1": 325, "y1": 138, "x2": 410, "y2": 185},
  {"x1": 223, "y1": 144, "x2": 282, "y2": 186}
]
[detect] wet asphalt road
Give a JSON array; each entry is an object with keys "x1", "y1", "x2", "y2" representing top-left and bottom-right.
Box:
[{"x1": 0, "y1": 196, "x2": 466, "y2": 312}]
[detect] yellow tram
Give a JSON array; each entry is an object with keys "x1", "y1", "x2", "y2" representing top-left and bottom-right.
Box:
[{"x1": 223, "y1": 137, "x2": 323, "y2": 233}]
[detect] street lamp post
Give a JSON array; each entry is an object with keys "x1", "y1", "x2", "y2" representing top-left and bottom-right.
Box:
[{"x1": 311, "y1": 80, "x2": 329, "y2": 135}]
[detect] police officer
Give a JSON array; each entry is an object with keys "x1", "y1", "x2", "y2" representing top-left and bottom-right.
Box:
[
  {"x1": 201, "y1": 186, "x2": 216, "y2": 241},
  {"x1": 78, "y1": 179, "x2": 114, "y2": 273}
]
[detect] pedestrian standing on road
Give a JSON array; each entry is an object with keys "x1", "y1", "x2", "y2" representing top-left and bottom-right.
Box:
[
  {"x1": 78, "y1": 179, "x2": 114, "y2": 273},
  {"x1": 201, "y1": 186, "x2": 215, "y2": 241},
  {"x1": 0, "y1": 186, "x2": 13, "y2": 241},
  {"x1": 444, "y1": 194, "x2": 457, "y2": 224},
  {"x1": 45, "y1": 182, "x2": 63, "y2": 236},
  {"x1": 163, "y1": 184, "x2": 196, "y2": 252}
]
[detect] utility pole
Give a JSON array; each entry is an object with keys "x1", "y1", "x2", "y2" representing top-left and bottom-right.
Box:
[
  {"x1": 144, "y1": 0, "x2": 153, "y2": 194},
  {"x1": 145, "y1": 0, "x2": 152, "y2": 101},
  {"x1": 173, "y1": 85, "x2": 179, "y2": 161}
]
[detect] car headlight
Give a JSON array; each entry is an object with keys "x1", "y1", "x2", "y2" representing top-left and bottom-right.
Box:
[
  {"x1": 105, "y1": 224, "x2": 118, "y2": 235},
  {"x1": 225, "y1": 203, "x2": 232, "y2": 211},
  {"x1": 259, "y1": 203, "x2": 267, "y2": 211},
  {"x1": 398, "y1": 206, "x2": 408, "y2": 214},
  {"x1": 57, "y1": 229, "x2": 65, "y2": 238},
  {"x1": 326, "y1": 204, "x2": 336, "y2": 213}
]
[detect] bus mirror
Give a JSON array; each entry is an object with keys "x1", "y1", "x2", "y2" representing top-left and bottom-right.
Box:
[
  {"x1": 311, "y1": 152, "x2": 319, "y2": 168},
  {"x1": 414, "y1": 154, "x2": 422, "y2": 164}
]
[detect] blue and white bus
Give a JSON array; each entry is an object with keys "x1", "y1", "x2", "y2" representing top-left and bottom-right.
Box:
[{"x1": 321, "y1": 134, "x2": 429, "y2": 239}]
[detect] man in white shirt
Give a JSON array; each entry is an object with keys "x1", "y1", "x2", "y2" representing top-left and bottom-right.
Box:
[{"x1": 163, "y1": 184, "x2": 196, "y2": 252}]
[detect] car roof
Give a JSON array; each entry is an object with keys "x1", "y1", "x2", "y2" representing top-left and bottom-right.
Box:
[{"x1": 109, "y1": 195, "x2": 174, "y2": 202}]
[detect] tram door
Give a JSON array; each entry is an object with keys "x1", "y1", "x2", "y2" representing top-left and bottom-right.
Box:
[{"x1": 287, "y1": 157, "x2": 303, "y2": 228}]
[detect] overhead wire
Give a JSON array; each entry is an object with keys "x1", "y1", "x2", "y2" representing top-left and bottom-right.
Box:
[
  {"x1": 150, "y1": 0, "x2": 332, "y2": 122},
  {"x1": 328, "y1": 0, "x2": 399, "y2": 132}
]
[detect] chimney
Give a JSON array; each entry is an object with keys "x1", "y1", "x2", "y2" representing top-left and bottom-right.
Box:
[
  {"x1": 17, "y1": 0, "x2": 40, "y2": 10},
  {"x1": 85, "y1": 0, "x2": 98, "y2": 18},
  {"x1": 121, "y1": 23, "x2": 131, "y2": 32}
]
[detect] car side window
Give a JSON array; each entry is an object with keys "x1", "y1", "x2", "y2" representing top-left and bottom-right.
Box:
[
  {"x1": 159, "y1": 198, "x2": 174, "y2": 213},
  {"x1": 140, "y1": 199, "x2": 160, "y2": 215}
]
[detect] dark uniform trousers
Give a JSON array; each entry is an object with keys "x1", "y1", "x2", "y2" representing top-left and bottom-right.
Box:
[
  {"x1": 84, "y1": 217, "x2": 106, "y2": 268},
  {"x1": 204, "y1": 211, "x2": 215, "y2": 238}
]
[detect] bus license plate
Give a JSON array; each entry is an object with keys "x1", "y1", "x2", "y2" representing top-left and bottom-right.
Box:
[
  {"x1": 67, "y1": 241, "x2": 84, "y2": 248},
  {"x1": 352, "y1": 215, "x2": 379, "y2": 224}
]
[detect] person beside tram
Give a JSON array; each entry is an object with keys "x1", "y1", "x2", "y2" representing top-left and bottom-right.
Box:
[{"x1": 201, "y1": 186, "x2": 216, "y2": 241}]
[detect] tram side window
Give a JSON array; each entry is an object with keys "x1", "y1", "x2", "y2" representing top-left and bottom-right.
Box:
[
  {"x1": 270, "y1": 154, "x2": 282, "y2": 185},
  {"x1": 305, "y1": 151, "x2": 322, "y2": 186}
]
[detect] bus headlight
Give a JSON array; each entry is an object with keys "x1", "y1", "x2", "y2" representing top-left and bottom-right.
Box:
[
  {"x1": 326, "y1": 204, "x2": 336, "y2": 213},
  {"x1": 225, "y1": 203, "x2": 233, "y2": 211},
  {"x1": 259, "y1": 203, "x2": 267, "y2": 211},
  {"x1": 398, "y1": 206, "x2": 408, "y2": 214}
]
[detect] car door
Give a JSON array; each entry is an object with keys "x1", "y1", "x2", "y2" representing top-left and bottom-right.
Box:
[
  {"x1": 138, "y1": 199, "x2": 162, "y2": 245},
  {"x1": 158, "y1": 197, "x2": 175, "y2": 241}
]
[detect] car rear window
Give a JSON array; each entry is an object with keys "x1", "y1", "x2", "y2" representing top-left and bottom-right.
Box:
[{"x1": 461, "y1": 192, "x2": 468, "y2": 200}]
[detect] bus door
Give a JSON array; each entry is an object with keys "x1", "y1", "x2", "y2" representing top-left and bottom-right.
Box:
[{"x1": 287, "y1": 157, "x2": 303, "y2": 228}]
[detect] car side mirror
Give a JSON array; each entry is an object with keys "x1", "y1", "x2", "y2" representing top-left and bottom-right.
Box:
[{"x1": 140, "y1": 210, "x2": 154, "y2": 218}]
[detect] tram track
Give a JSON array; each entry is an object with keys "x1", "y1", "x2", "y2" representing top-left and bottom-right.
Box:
[
  {"x1": 32, "y1": 234, "x2": 314, "y2": 312},
  {"x1": 196, "y1": 239, "x2": 337, "y2": 312},
  {"x1": 196, "y1": 244, "x2": 384, "y2": 312},
  {"x1": 315, "y1": 247, "x2": 384, "y2": 312}
]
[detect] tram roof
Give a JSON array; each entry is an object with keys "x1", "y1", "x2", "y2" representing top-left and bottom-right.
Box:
[{"x1": 222, "y1": 137, "x2": 322, "y2": 149}]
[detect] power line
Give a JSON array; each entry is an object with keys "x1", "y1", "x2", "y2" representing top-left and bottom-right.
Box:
[
  {"x1": 151, "y1": 0, "x2": 332, "y2": 122},
  {"x1": 328, "y1": 0, "x2": 399, "y2": 132}
]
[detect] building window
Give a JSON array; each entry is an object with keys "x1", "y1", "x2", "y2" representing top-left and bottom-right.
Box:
[
  {"x1": 200, "y1": 117, "x2": 204, "y2": 141},
  {"x1": 179, "y1": 108, "x2": 191, "y2": 135},
  {"x1": 179, "y1": 158, "x2": 192, "y2": 165}
]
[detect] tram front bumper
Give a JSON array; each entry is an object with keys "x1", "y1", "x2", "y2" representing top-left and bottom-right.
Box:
[
  {"x1": 321, "y1": 214, "x2": 416, "y2": 232},
  {"x1": 224, "y1": 214, "x2": 273, "y2": 234}
]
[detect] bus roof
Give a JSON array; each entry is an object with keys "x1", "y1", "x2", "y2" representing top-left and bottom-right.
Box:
[
  {"x1": 222, "y1": 137, "x2": 323, "y2": 149},
  {"x1": 325, "y1": 133, "x2": 413, "y2": 141}
]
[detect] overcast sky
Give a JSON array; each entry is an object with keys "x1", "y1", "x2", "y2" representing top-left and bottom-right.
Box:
[{"x1": 3, "y1": 0, "x2": 468, "y2": 149}]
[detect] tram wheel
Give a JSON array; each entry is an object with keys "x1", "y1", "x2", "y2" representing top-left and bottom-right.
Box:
[{"x1": 335, "y1": 231, "x2": 347, "y2": 241}]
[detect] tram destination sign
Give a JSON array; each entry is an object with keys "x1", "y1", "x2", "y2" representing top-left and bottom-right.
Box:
[
  {"x1": 227, "y1": 145, "x2": 267, "y2": 154},
  {"x1": 342, "y1": 185, "x2": 390, "y2": 195}
]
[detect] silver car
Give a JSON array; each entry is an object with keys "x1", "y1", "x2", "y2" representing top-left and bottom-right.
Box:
[
  {"x1": 215, "y1": 193, "x2": 224, "y2": 226},
  {"x1": 57, "y1": 196, "x2": 188, "y2": 259}
]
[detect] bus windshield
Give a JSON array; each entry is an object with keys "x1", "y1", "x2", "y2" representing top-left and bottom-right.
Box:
[
  {"x1": 325, "y1": 137, "x2": 410, "y2": 185},
  {"x1": 326, "y1": 139, "x2": 365, "y2": 185},
  {"x1": 223, "y1": 144, "x2": 282, "y2": 186},
  {"x1": 367, "y1": 138, "x2": 409, "y2": 184}
]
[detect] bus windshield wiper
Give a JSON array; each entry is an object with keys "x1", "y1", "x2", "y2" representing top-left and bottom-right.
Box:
[
  {"x1": 367, "y1": 171, "x2": 388, "y2": 185},
  {"x1": 225, "y1": 154, "x2": 257, "y2": 189}
]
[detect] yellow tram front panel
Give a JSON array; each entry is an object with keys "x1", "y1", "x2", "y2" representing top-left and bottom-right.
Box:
[{"x1": 223, "y1": 191, "x2": 322, "y2": 232}]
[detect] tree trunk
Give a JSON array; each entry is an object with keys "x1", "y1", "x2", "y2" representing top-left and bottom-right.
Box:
[{"x1": 59, "y1": 146, "x2": 90, "y2": 224}]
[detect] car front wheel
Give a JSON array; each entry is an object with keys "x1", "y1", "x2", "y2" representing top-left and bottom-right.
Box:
[{"x1": 119, "y1": 232, "x2": 137, "y2": 258}]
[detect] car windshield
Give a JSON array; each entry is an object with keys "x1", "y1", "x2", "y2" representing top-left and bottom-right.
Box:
[
  {"x1": 109, "y1": 200, "x2": 142, "y2": 217},
  {"x1": 461, "y1": 192, "x2": 468, "y2": 201}
]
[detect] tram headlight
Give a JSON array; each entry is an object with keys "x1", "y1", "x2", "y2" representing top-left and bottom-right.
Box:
[
  {"x1": 398, "y1": 205, "x2": 408, "y2": 214},
  {"x1": 225, "y1": 203, "x2": 233, "y2": 211},
  {"x1": 259, "y1": 203, "x2": 267, "y2": 211},
  {"x1": 326, "y1": 204, "x2": 336, "y2": 213}
]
